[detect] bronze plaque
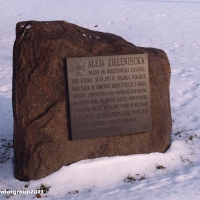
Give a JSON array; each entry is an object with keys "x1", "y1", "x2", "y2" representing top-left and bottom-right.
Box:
[{"x1": 66, "y1": 54, "x2": 152, "y2": 140}]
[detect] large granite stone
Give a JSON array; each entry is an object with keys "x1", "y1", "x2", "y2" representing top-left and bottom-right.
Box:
[{"x1": 13, "y1": 21, "x2": 172, "y2": 180}]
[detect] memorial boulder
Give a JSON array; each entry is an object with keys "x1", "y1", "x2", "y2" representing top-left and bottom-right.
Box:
[{"x1": 13, "y1": 21, "x2": 172, "y2": 180}]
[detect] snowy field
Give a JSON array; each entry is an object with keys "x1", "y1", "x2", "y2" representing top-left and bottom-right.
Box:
[{"x1": 1, "y1": 0, "x2": 200, "y2": 199}]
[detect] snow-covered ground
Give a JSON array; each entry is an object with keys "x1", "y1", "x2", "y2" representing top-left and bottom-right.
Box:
[{"x1": 1, "y1": 0, "x2": 200, "y2": 199}]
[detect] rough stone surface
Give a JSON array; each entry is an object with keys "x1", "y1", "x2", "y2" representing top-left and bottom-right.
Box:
[{"x1": 13, "y1": 21, "x2": 172, "y2": 180}]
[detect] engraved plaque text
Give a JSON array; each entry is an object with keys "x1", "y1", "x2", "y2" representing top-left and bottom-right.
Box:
[{"x1": 66, "y1": 54, "x2": 152, "y2": 140}]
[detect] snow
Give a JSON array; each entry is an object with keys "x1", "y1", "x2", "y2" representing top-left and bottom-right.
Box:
[
  {"x1": 1, "y1": 0, "x2": 200, "y2": 199},
  {"x1": 22, "y1": 24, "x2": 32, "y2": 37}
]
